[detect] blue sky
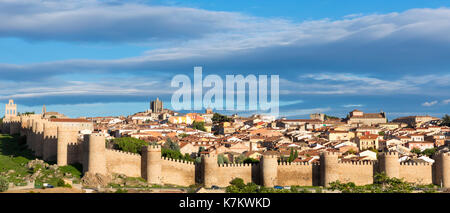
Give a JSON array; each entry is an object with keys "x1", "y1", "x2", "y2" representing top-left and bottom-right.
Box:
[{"x1": 0, "y1": 0, "x2": 449, "y2": 119}]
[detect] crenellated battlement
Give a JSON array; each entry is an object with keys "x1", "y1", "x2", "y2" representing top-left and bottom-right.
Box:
[
  {"x1": 90, "y1": 133, "x2": 105, "y2": 137},
  {"x1": 144, "y1": 144, "x2": 161, "y2": 151},
  {"x1": 67, "y1": 142, "x2": 80, "y2": 146},
  {"x1": 161, "y1": 157, "x2": 195, "y2": 165},
  {"x1": 106, "y1": 148, "x2": 141, "y2": 157},
  {"x1": 400, "y1": 161, "x2": 431, "y2": 166},
  {"x1": 338, "y1": 160, "x2": 375, "y2": 166},
  {"x1": 380, "y1": 151, "x2": 399, "y2": 157},
  {"x1": 278, "y1": 161, "x2": 313, "y2": 166},
  {"x1": 218, "y1": 163, "x2": 254, "y2": 167}
]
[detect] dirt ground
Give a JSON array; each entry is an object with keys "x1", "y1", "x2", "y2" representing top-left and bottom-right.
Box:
[{"x1": 4, "y1": 187, "x2": 84, "y2": 193}]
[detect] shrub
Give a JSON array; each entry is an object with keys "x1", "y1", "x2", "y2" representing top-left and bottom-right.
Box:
[
  {"x1": 243, "y1": 158, "x2": 259, "y2": 164},
  {"x1": 0, "y1": 177, "x2": 9, "y2": 192},
  {"x1": 115, "y1": 188, "x2": 128, "y2": 193},
  {"x1": 161, "y1": 148, "x2": 194, "y2": 162}
]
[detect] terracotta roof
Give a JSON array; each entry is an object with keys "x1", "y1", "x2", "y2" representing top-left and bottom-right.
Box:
[{"x1": 359, "y1": 134, "x2": 378, "y2": 140}]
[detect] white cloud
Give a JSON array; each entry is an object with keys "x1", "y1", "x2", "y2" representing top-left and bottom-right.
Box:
[
  {"x1": 279, "y1": 73, "x2": 449, "y2": 96},
  {"x1": 342, "y1": 104, "x2": 364, "y2": 108},
  {"x1": 443, "y1": 99, "x2": 450, "y2": 104},
  {"x1": 0, "y1": 2, "x2": 449, "y2": 105},
  {"x1": 279, "y1": 107, "x2": 331, "y2": 117},
  {"x1": 422, "y1": 101, "x2": 438, "y2": 107}
]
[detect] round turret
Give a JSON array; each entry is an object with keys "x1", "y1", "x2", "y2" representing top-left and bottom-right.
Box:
[
  {"x1": 87, "y1": 133, "x2": 107, "y2": 175},
  {"x1": 42, "y1": 122, "x2": 57, "y2": 161},
  {"x1": 142, "y1": 145, "x2": 162, "y2": 184},
  {"x1": 441, "y1": 153, "x2": 450, "y2": 188},
  {"x1": 202, "y1": 153, "x2": 218, "y2": 188},
  {"x1": 34, "y1": 120, "x2": 44, "y2": 157},
  {"x1": 379, "y1": 151, "x2": 399, "y2": 178},
  {"x1": 261, "y1": 154, "x2": 278, "y2": 187},
  {"x1": 320, "y1": 151, "x2": 340, "y2": 187},
  {"x1": 56, "y1": 126, "x2": 79, "y2": 166},
  {"x1": 30, "y1": 120, "x2": 37, "y2": 151}
]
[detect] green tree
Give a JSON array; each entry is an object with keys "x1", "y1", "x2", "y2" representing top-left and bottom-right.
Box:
[
  {"x1": 411, "y1": 148, "x2": 422, "y2": 155},
  {"x1": 243, "y1": 158, "x2": 260, "y2": 164},
  {"x1": 324, "y1": 114, "x2": 340, "y2": 120},
  {"x1": 163, "y1": 138, "x2": 180, "y2": 151},
  {"x1": 17, "y1": 111, "x2": 35, "y2": 116},
  {"x1": 198, "y1": 146, "x2": 205, "y2": 153},
  {"x1": 441, "y1": 114, "x2": 450, "y2": 127},
  {"x1": 113, "y1": 137, "x2": 148, "y2": 154},
  {"x1": 192, "y1": 121, "x2": 206, "y2": 131},
  {"x1": 195, "y1": 157, "x2": 202, "y2": 164},
  {"x1": 217, "y1": 154, "x2": 230, "y2": 164},
  {"x1": 212, "y1": 113, "x2": 232, "y2": 123},
  {"x1": 422, "y1": 148, "x2": 436, "y2": 157},
  {"x1": 234, "y1": 154, "x2": 246, "y2": 163},
  {"x1": 288, "y1": 148, "x2": 295, "y2": 162}
]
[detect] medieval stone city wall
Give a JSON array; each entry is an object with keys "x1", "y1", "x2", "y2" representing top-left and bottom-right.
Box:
[
  {"x1": 1, "y1": 116, "x2": 450, "y2": 188},
  {"x1": 336, "y1": 161, "x2": 374, "y2": 185},
  {"x1": 399, "y1": 162, "x2": 432, "y2": 184},
  {"x1": 277, "y1": 162, "x2": 319, "y2": 186},
  {"x1": 160, "y1": 158, "x2": 195, "y2": 186},
  {"x1": 105, "y1": 149, "x2": 141, "y2": 177}
]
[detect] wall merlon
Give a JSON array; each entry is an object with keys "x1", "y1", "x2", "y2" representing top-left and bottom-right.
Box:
[
  {"x1": 106, "y1": 148, "x2": 141, "y2": 157},
  {"x1": 381, "y1": 151, "x2": 399, "y2": 157}
]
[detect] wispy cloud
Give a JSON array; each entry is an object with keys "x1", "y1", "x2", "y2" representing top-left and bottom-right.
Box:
[
  {"x1": 342, "y1": 104, "x2": 364, "y2": 108},
  {"x1": 0, "y1": 1, "x2": 449, "y2": 116},
  {"x1": 278, "y1": 107, "x2": 331, "y2": 117},
  {"x1": 279, "y1": 73, "x2": 450, "y2": 96},
  {"x1": 422, "y1": 101, "x2": 438, "y2": 107},
  {"x1": 442, "y1": 99, "x2": 450, "y2": 104}
]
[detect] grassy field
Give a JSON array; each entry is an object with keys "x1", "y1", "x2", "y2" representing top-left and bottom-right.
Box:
[
  {"x1": 0, "y1": 134, "x2": 82, "y2": 187},
  {"x1": 0, "y1": 134, "x2": 35, "y2": 185}
]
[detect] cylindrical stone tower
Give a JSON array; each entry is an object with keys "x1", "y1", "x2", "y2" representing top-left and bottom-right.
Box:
[
  {"x1": 87, "y1": 133, "x2": 107, "y2": 175},
  {"x1": 202, "y1": 153, "x2": 218, "y2": 188},
  {"x1": 261, "y1": 154, "x2": 278, "y2": 187},
  {"x1": 57, "y1": 126, "x2": 79, "y2": 166},
  {"x1": 441, "y1": 153, "x2": 450, "y2": 188},
  {"x1": 320, "y1": 151, "x2": 340, "y2": 187},
  {"x1": 20, "y1": 116, "x2": 29, "y2": 136},
  {"x1": 26, "y1": 118, "x2": 32, "y2": 147},
  {"x1": 43, "y1": 122, "x2": 57, "y2": 161},
  {"x1": 30, "y1": 120, "x2": 37, "y2": 151},
  {"x1": 34, "y1": 120, "x2": 44, "y2": 157},
  {"x1": 142, "y1": 145, "x2": 162, "y2": 184},
  {"x1": 379, "y1": 151, "x2": 399, "y2": 178}
]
